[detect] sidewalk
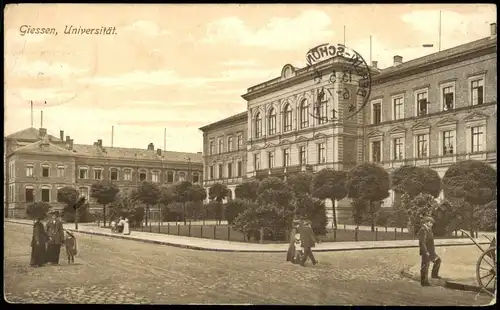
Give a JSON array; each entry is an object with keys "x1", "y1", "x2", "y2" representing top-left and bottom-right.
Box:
[{"x1": 6, "y1": 219, "x2": 494, "y2": 253}]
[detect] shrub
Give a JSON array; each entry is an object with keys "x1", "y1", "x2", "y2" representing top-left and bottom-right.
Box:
[
  {"x1": 473, "y1": 200, "x2": 497, "y2": 232},
  {"x1": 26, "y1": 202, "x2": 51, "y2": 220},
  {"x1": 225, "y1": 199, "x2": 247, "y2": 225}
]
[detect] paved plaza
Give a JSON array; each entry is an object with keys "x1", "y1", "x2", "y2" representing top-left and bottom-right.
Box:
[{"x1": 4, "y1": 222, "x2": 491, "y2": 305}]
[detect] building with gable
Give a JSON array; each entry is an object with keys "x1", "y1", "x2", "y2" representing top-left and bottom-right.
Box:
[
  {"x1": 200, "y1": 23, "x2": 497, "y2": 225},
  {"x1": 4, "y1": 127, "x2": 203, "y2": 218}
]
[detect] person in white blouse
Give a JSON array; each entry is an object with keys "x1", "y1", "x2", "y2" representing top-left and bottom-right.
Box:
[{"x1": 122, "y1": 218, "x2": 130, "y2": 235}]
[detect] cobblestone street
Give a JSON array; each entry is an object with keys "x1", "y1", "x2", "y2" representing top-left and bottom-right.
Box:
[{"x1": 4, "y1": 223, "x2": 491, "y2": 305}]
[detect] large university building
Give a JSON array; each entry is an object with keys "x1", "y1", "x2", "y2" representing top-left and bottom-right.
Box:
[
  {"x1": 200, "y1": 24, "x2": 497, "y2": 225},
  {"x1": 4, "y1": 127, "x2": 203, "y2": 218}
]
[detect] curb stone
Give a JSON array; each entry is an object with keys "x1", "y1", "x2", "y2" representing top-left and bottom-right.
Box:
[
  {"x1": 401, "y1": 267, "x2": 494, "y2": 294},
  {"x1": 5, "y1": 220, "x2": 493, "y2": 253}
]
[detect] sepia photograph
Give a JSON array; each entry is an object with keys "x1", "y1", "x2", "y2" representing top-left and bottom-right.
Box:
[{"x1": 3, "y1": 3, "x2": 497, "y2": 305}]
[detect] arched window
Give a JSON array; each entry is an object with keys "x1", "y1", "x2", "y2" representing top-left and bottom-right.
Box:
[
  {"x1": 268, "y1": 108, "x2": 277, "y2": 135},
  {"x1": 283, "y1": 104, "x2": 292, "y2": 132},
  {"x1": 300, "y1": 99, "x2": 309, "y2": 128},
  {"x1": 254, "y1": 112, "x2": 262, "y2": 138}
]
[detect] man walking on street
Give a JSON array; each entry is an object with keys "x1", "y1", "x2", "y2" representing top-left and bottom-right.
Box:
[
  {"x1": 298, "y1": 220, "x2": 319, "y2": 267},
  {"x1": 46, "y1": 211, "x2": 64, "y2": 265},
  {"x1": 419, "y1": 216, "x2": 441, "y2": 286}
]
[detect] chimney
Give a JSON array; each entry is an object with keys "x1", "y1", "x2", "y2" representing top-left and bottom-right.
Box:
[
  {"x1": 66, "y1": 135, "x2": 70, "y2": 143},
  {"x1": 372, "y1": 61, "x2": 378, "y2": 68},
  {"x1": 491, "y1": 23, "x2": 497, "y2": 36},
  {"x1": 147, "y1": 143, "x2": 154, "y2": 151},
  {"x1": 69, "y1": 139, "x2": 74, "y2": 150},
  {"x1": 157, "y1": 148, "x2": 162, "y2": 156},
  {"x1": 39, "y1": 128, "x2": 47, "y2": 138},
  {"x1": 97, "y1": 139, "x2": 102, "y2": 147},
  {"x1": 60, "y1": 130, "x2": 64, "y2": 141},
  {"x1": 393, "y1": 55, "x2": 403, "y2": 66}
]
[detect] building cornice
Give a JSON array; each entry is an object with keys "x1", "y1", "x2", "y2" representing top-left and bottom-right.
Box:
[{"x1": 199, "y1": 111, "x2": 248, "y2": 132}]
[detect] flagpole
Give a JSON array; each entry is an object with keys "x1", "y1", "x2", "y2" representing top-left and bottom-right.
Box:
[
  {"x1": 30, "y1": 101, "x2": 34, "y2": 128},
  {"x1": 439, "y1": 10, "x2": 442, "y2": 52},
  {"x1": 343, "y1": 25, "x2": 346, "y2": 46},
  {"x1": 370, "y1": 35, "x2": 372, "y2": 65},
  {"x1": 163, "y1": 128, "x2": 166, "y2": 151}
]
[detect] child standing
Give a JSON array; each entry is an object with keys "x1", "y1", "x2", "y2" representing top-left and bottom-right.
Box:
[{"x1": 63, "y1": 230, "x2": 78, "y2": 264}]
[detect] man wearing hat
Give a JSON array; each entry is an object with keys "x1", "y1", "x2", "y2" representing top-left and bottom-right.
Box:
[
  {"x1": 45, "y1": 211, "x2": 64, "y2": 264},
  {"x1": 419, "y1": 216, "x2": 441, "y2": 286},
  {"x1": 298, "y1": 219, "x2": 319, "y2": 267}
]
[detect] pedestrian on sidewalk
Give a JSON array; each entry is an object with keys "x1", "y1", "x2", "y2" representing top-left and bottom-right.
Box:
[
  {"x1": 45, "y1": 211, "x2": 64, "y2": 265},
  {"x1": 419, "y1": 216, "x2": 441, "y2": 286},
  {"x1": 286, "y1": 219, "x2": 301, "y2": 264},
  {"x1": 298, "y1": 220, "x2": 319, "y2": 267},
  {"x1": 122, "y1": 218, "x2": 131, "y2": 235}
]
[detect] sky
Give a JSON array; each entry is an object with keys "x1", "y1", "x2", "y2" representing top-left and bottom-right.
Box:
[{"x1": 4, "y1": 4, "x2": 496, "y2": 153}]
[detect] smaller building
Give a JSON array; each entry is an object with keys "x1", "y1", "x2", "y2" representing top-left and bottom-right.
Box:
[
  {"x1": 4, "y1": 127, "x2": 203, "y2": 218},
  {"x1": 199, "y1": 111, "x2": 248, "y2": 200}
]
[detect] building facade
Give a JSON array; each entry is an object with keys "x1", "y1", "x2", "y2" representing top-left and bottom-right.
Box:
[
  {"x1": 199, "y1": 24, "x2": 497, "y2": 225},
  {"x1": 4, "y1": 127, "x2": 203, "y2": 218},
  {"x1": 199, "y1": 112, "x2": 248, "y2": 200}
]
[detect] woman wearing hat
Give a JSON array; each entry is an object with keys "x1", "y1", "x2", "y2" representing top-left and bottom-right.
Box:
[
  {"x1": 45, "y1": 211, "x2": 65, "y2": 265},
  {"x1": 419, "y1": 216, "x2": 441, "y2": 286},
  {"x1": 30, "y1": 215, "x2": 48, "y2": 267}
]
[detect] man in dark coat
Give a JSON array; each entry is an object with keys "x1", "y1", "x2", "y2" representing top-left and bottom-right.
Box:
[
  {"x1": 46, "y1": 211, "x2": 64, "y2": 264},
  {"x1": 298, "y1": 220, "x2": 319, "y2": 266},
  {"x1": 419, "y1": 216, "x2": 441, "y2": 286}
]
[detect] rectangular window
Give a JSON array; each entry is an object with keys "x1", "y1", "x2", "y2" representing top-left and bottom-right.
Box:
[
  {"x1": 442, "y1": 86, "x2": 454, "y2": 111},
  {"x1": 79, "y1": 168, "x2": 88, "y2": 179},
  {"x1": 152, "y1": 171, "x2": 159, "y2": 182},
  {"x1": 237, "y1": 161, "x2": 242, "y2": 177},
  {"x1": 218, "y1": 139, "x2": 223, "y2": 154},
  {"x1": 416, "y1": 134, "x2": 428, "y2": 158},
  {"x1": 372, "y1": 141, "x2": 381, "y2": 162},
  {"x1": 237, "y1": 135, "x2": 243, "y2": 150},
  {"x1": 218, "y1": 164, "x2": 223, "y2": 179},
  {"x1": 227, "y1": 163, "x2": 233, "y2": 178},
  {"x1": 471, "y1": 126, "x2": 484, "y2": 153},
  {"x1": 393, "y1": 97, "x2": 404, "y2": 120},
  {"x1": 42, "y1": 165, "x2": 50, "y2": 177},
  {"x1": 317, "y1": 143, "x2": 325, "y2": 164},
  {"x1": 299, "y1": 146, "x2": 306, "y2": 165},
  {"x1": 57, "y1": 166, "x2": 65, "y2": 177},
  {"x1": 471, "y1": 79, "x2": 484, "y2": 106},
  {"x1": 254, "y1": 154, "x2": 261, "y2": 170},
  {"x1": 268, "y1": 152, "x2": 275, "y2": 169},
  {"x1": 139, "y1": 172, "x2": 147, "y2": 181},
  {"x1": 26, "y1": 165, "x2": 34, "y2": 177},
  {"x1": 443, "y1": 131, "x2": 454, "y2": 155},
  {"x1": 372, "y1": 102, "x2": 381, "y2": 124},
  {"x1": 94, "y1": 169, "x2": 102, "y2": 180},
  {"x1": 9, "y1": 184, "x2": 15, "y2": 202},
  {"x1": 25, "y1": 188, "x2": 34, "y2": 202},
  {"x1": 209, "y1": 166, "x2": 214, "y2": 180},
  {"x1": 41, "y1": 188, "x2": 50, "y2": 202},
  {"x1": 180, "y1": 172, "x2": 187, "y2": 182},
  {"x1": 110, "y1": 169, "x2": 118, "y2": 181},
  {"x1": 393, "y1": 138, "x2": 403, "y2": 160},
  {"x1": 417, "y1": 92, "x2": 428, "y2": 116},
  {"x1": 124, "y1": 169, "x2": 132, "y2": 181},
  {"x1": 167, "y1": 171, "x2": 174, "y2": 183},
  {"x1": 192, "y1": 173, "x2": 200, "y2": 183},
  {"x1": 227, "y1": 137, "x2": 233, "y2": 152},
  {"x1": 209, "y1": 141, "x2": 215, "y2": 155},
  {"x1": 283, "y1": 149, "x2": 290, "y2": 167}
]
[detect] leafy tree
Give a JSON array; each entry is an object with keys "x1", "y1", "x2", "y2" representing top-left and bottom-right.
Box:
[
  {"x1": 473, "y1": 200, "x2": 497, "y2": 232},
  {"x1": 26, "y1": 202, "x2": 51, "y2": 221},
  {"x1": 225, "y1": 199, "x2": 247, "y2": 225},
  {"x1": 286, "y1": 172, "x2": 313, "y2": 196},
  {"x1": 235, "y1": 180, "x2": 260, "y2": 201},
  {"x1": 346, "y1": 163, "x2": 390, "y2": 231},
  {"x1": 57, "y1": 187, "x2": 80, "y2": 225},
  {"x1": 292, "y1": 194, "x2": 328, "y2": 235},
  {"x1": 350, "y1": 198, "x2": 367, "y2": 226},
  {"x1": 172, "y1": 181, "x2": 207, "y2": 224},
  {"x1": 312, "y1": 168, "x2": 348, "y2": 228},
  {"x1": 442, "y1": 160, "x2": 497, "y2": 235},
  {"x1": 405, "y1": 193, "x2": 440, "y2": 235},
  {"x1": 391, "y1": 165, "x2": 441, "y2": 199},
  {"x1": 209, "y1": 183, "x2": 230, "y2": 203},
  {"x1": 90, "y1": 180, "x2": 120, "y2": 227},
  {"x1": 134, "y1": 181, "x2": 161, "y2": 226}
]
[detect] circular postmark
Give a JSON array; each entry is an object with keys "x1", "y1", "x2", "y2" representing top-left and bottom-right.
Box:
[{"x1": 303, "y1": 43, "x2": 372, "y2": 122}]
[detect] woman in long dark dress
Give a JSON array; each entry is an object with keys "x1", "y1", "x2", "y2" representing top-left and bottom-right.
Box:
[{"x1": 30, "y1": 217, "x2": 48, "y2": 267}]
